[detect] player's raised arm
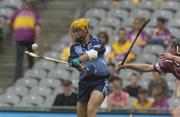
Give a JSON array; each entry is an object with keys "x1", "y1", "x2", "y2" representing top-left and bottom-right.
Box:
[
  {"x1": 78, "y1": 49, "x2": 98, "y2": 62},
  {"x1": 118, "y1": 63, "x2": 155, "y2": 72},
  {"x1": 160, "y1": 37, "x2": 180, "y2": 64},
  {"x1": 160, "y1": 53, "x2": 180, "y2": 64},
  {"x1": 79, "y1": 39, "x2": 105, "y2": 62},
  {"x1": 70, "y1": 44, "x2": 102, "y2": 70}
]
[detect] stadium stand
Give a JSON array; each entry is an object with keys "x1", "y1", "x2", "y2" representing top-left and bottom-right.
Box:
[
  {"x1": 129, "y1": 9, "x2": 152, "y2": 19},
  {"x1": 6, "y1": 85, "x2": 29, "y2": 97},
  {"x1": 33, "y1": 60, "x2": 56, "y2": 71},
  {"x1": 0, "y1": 7, "x2": 14, "y2": 18},
  {"x1": 160, "y1": 1, "x2": 180, "y2": 13},
  {"x1": 143, "y1": 45, "x2": 165, "y2": 56},
  {"x1": 0, "y1": 0, "x2": 180, "y2": 116},
  {"x1": 139, "y1": 0, "x2": 158, "y2": 12},
  {"x1": 1, "y1": 0, "x2": 23, "y2": 9},
  {"x1": 107, "y1": 8, "x2": 128, "y2": 21},
  {"x1": 24, "y1": 69, "x2": 48, "y2": 80},
  {"x1": 15, "y1": 78, "x2": 38, "y2": 88}
]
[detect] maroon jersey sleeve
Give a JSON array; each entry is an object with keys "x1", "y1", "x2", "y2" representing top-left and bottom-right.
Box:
[{"x1": 153, "y1": 60, "x2": 173, "y2": 73}]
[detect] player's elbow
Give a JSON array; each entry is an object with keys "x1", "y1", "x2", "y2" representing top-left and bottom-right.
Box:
[
  {"x1": 86, "y1": 49, "x2": 98, "y2": 60},
  {"x1": 144, "y1": 68, "x2": 152, "y2": 72},
  {"x1": 144, "y1": 64, "x2": 154, "y2": 72}
]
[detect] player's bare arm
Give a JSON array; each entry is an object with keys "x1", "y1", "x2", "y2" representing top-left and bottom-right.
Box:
[{"x1": 118, "y1": 63, "x2": 155, "y2": 72}]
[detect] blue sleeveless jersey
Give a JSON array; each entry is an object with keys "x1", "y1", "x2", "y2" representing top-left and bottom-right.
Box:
[{"x1": 68, "y1": 35, "x2": 110, "y2": 80}]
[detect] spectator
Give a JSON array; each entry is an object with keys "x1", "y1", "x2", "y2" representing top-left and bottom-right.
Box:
[
  {"x1": 128, "y1": 17, "x2": 148, "y2": 47},
  {"x1": 124, "y1": 73, "x2": 142, "y2": 98},
  {"x1": 108, "y1": 27, "x2": 135, "y2": 63},
  {"x1": 60, "y1": 46, "x2": 70, "y2": 61},
  {"x1": 53, "y1": 80, "x2": 77, "y2": 106},
  {"x1": 148, "y1": 72, "x2": 169, "y2": 97},
  {"x1": 152, "y1": 87, "x2": 169, "y2": 111},
  {"x1": 150, "y1": 17, "x2": 171, "y2": 48},
  {"x1": 133, "y1": 88, "x2": 153, "y2": 111},
  {"x1": 59, "y1": 42, "x2": 73, "y2": 61},
  {"x1": 132, "y1": 0, "x2": 142, "y2": 5},
  {"x1": 97, "y1": 31, "x2": 111, "y2": 57},
  {"x1": 155, "y1": 0, "x2": 165, "y2": 5},
  {"x1": 8, "y1": 0, "x2": 41, "y2": 81},
  {"x1": 108, "y1": 77, "x2": 129, "y2": 109},
  {"x1": 112, "y1": 0, "x2": 142, "y2": 6},
  {"x1": 108, "y1": 62, "x2": 118, "y2": 82},
  {"x1": 112, "y1": 0, "x2": 120, "y2": 6}
]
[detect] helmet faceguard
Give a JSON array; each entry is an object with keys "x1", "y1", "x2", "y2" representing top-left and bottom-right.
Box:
[{"x1": 171, "y1": 36, "x2": 180, "y2": 55}]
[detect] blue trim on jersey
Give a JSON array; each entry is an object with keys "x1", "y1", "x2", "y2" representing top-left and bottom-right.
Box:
[{"x1": 102, "y1": 79, "x2": 109, "y2": 96}]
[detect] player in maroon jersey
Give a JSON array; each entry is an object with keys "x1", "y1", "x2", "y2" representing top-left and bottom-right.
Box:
[{"x1": 117, "y1": 37, "x2": 180, "y2": 117}]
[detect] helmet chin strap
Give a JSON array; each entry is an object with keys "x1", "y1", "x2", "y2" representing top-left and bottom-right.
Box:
[{"x1": 76, "y1": 37, "x2": 83, "y2": 42}]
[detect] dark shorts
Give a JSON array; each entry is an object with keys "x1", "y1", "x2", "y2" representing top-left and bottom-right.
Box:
[{"x1": 77, "y1": 78, "x2": 109, "y2": 103}]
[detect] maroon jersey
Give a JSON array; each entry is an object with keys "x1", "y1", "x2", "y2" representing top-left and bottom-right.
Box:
[{"x1": 153, "y1": 60, "x2": 180, "y2": 80}]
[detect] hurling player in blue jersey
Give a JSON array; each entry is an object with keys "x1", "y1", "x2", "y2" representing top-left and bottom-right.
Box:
[{"x1": 68, "y1": 18, "x2": 110, "y2": 117}]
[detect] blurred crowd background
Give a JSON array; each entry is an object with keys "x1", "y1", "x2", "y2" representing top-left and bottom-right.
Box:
[{"x1": 0, "y1": 0, "x2": 180, "y2": 114}]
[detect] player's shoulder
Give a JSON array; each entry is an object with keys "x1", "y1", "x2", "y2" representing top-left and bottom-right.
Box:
[
  {"x1": 69, "y1": 42, "x2": 81, "y2": 51},
  {"x1": 90, "y1": 35, "x2": 103, "y2": 44},
  {"x1": 91, "y1": 35, "x2": 101, "y2": 41},
  {"x1": 71, "y1": 42, "x2": 81, "y2": 47},
  {"x1": 158, "y1": 59, "x2": 174, "y2": 69}
]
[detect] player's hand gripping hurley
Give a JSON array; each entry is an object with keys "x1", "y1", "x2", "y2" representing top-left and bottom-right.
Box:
[{"x1": 117, "y1": 19, "x2": 150, "y2": 71}]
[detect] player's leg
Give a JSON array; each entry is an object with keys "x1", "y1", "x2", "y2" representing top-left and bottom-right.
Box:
[
  {"x1": 27, "y1": 42, "x2": 34, "y2": 68},
  {"x1": 87, "y1": 79, "x2": 109, "y2": 117},
  {"x1": 15, "y1": 42, "x2": 25, "y2": 81},
  {"x1": 77, "y1": 102, "x2": 87, "y2": 117},
  {"x1": 172, "y1": 106, "x2": 180, "y2": 117},
  {"x1": 87, "y1": 90, "x2": 104, "y2": 117},
  {"x1": 77, "y1": 80, "x2": 91, "y2": 117}
]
